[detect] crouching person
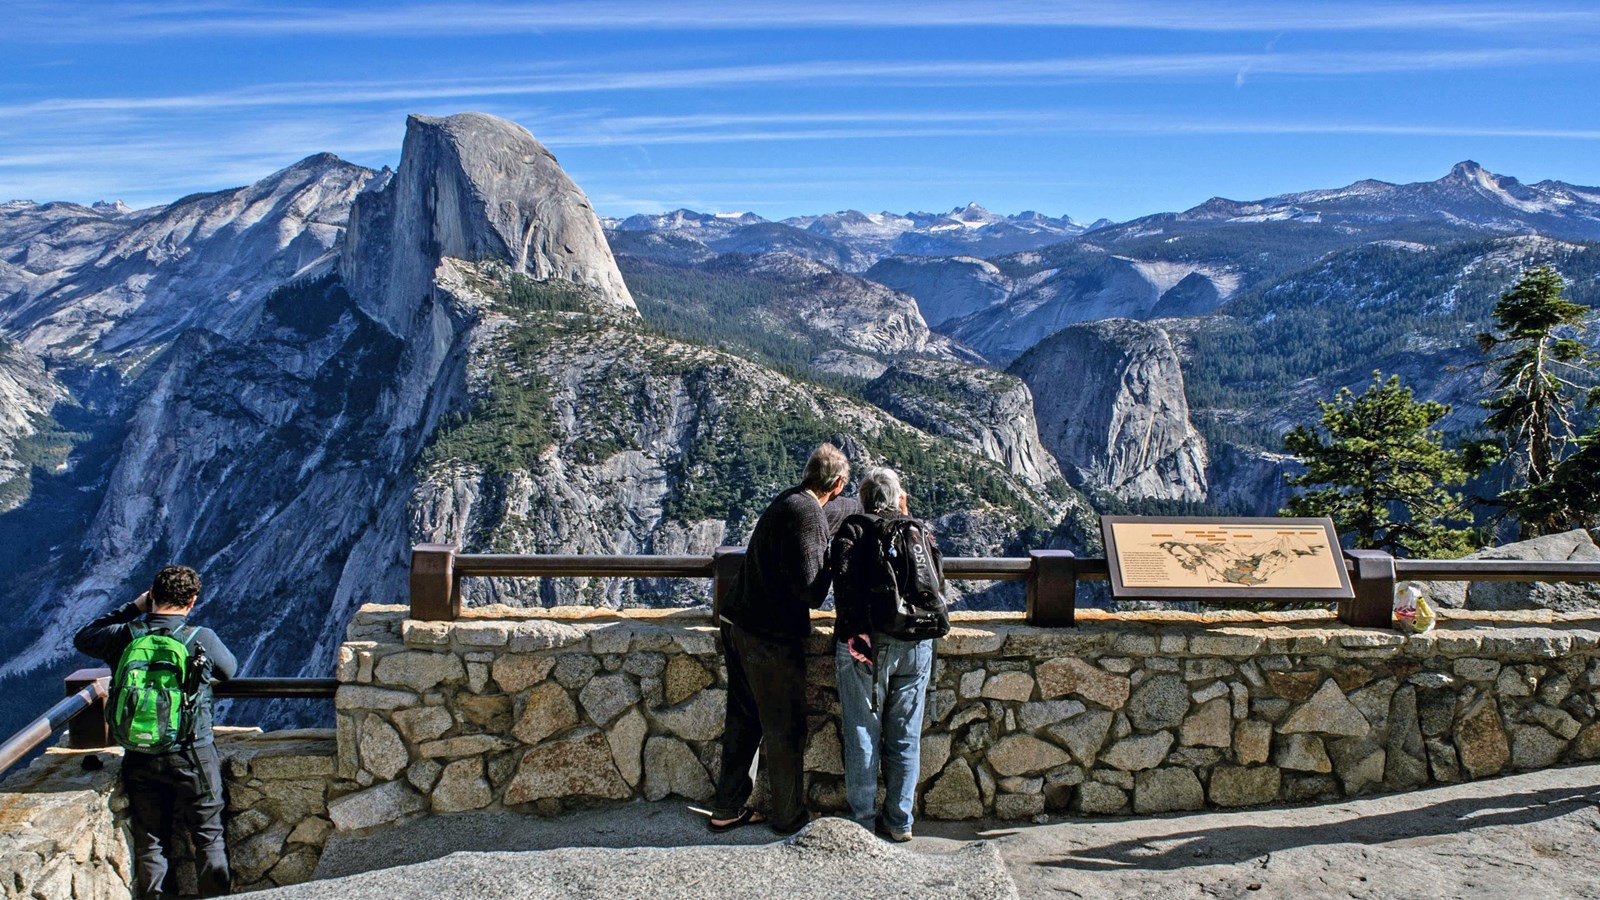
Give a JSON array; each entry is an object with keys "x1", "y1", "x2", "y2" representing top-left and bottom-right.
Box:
[
  {"x1": 75, "y1": 565, "x2": 238, "y2": 898},
  {"x1": 830, "y1": 468, "x2": 949, "y2": 842}
]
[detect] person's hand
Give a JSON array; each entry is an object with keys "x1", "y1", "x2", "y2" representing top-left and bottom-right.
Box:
[
  {"x1": 847, "y1": 633, "x2": 873, "y2": 664},
  {"x1": 134, "y1": 591, "x2": 151, "y2": 613}
]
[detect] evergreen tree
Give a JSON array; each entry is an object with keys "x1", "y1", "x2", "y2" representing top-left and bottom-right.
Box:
[
  {"x1": 1283, "y1": 372, "x2": 1477, "y2": 557},
  {"x1": 1505, "y1": 423, "x2": 1600, "y2": 531},
  {"x1": 1476, "y1": 264, "x2": 1596, "y2": 536}
]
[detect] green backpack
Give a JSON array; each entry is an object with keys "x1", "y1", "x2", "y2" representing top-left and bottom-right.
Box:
[{"x1": 107, "y1": 623, "x2": 206, "y2": 753}]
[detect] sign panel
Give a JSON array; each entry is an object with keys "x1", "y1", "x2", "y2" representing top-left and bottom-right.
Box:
[{"x1": 1101, "y1": 516, "x2": 1353, "y2": 601}]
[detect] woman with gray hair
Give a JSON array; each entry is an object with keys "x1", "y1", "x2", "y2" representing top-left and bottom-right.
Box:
[{"x1": 829, "y1": 466, "x2": 944, "y2": 842}]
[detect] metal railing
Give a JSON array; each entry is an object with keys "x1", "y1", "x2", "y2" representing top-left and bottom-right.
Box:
[
  {"x1": 409, "y1": 543, "x2": 1600, "y2": 629},
  {"x1": 0, "y1": 671, "x2": 337, "y2": 781},
  {"x1": 0, "y1": 671, "x2": 109, "y2": 775}
]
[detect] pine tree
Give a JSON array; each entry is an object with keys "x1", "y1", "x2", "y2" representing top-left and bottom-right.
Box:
[
  {"x1": 1506, "y1": 423, "x2": 1600, "y2": 531},
  {"x1": 1283, "y1": 372, "x2": 1477, "y2": 557},
  {"x1": 1476, "y1": 264, "x2": 1596, "y2": 536}
]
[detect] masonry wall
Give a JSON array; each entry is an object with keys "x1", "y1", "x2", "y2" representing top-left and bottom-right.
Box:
[
  {"x1": 10, "y1": 603, "x2": 1600, "y2": 899},
  {"x1": 332, "y1": 604, "x2": 1600, "y2": 827},
  {"x1": 0, "y1": 729, "x2": 337, "y2": 898}
]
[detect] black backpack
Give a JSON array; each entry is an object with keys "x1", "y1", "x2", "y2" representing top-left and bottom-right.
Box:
[{"x1": 860, "y1": 514, "x2": 950, "y2": 641}]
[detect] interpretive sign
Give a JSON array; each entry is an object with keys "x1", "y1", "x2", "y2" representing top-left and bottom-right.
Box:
[{"x1": 1101, "y1": 516, "x2": 1353, "y2": 601}]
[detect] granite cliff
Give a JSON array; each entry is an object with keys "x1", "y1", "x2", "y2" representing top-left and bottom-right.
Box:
[
  {"x1": 0, "y1": 113, "x2": 640, "y2": 720},
  {"x1": 342, "y1": 112, "x2": 634, "y2": 335},
  {"x1": 1011, "y1": 319, "x2": 1208, "y2": 502},
  {"x1": 863, "y1": 359, "x2": 1065, "y2": 490}
]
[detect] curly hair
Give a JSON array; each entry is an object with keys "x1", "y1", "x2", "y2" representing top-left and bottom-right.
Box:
[
  {"x1": 859, "y1": 467, "x2": 905, "y2": 516},
  {"x1": 151, "y1": 565, "x2": 202, "y2": 609}
]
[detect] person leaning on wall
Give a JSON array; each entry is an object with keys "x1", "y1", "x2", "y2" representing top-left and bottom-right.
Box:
[
  {"x1": 74, "y1": 565, "x2": 239, "y2": 898},
  {"x1": 708, "y1": 443, "x2": 849, "y2": 835},
  {"x1": 829, "y1": 467, "x2": 943, "y2": 842}
]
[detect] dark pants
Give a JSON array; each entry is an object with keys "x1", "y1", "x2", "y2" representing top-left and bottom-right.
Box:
[
  {"x1": 712, "y1": 620, "x2": 809, "y2": 832},
  {"x1": 122, "y1": 743, "x2": 230, "y2": 899}
]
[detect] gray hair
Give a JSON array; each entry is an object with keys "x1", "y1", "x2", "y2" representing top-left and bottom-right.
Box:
[
  {"x1": 801, "y1": 443, "x2": 850, "y2": 493},
  {"x1": 859, "y1": 467, "x2": 904, "y2": 516}
]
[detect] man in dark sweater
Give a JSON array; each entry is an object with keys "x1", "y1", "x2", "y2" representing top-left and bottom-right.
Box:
[
  {"x1": 75, "y1": 565, "x2": 238, "y2": 898},
  {"x1": 710, "y1": 443, "x2": 849, "y2": 835}
]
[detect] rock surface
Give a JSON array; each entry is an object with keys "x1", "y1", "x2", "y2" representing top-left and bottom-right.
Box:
[
  {"x1": 865, "y1": 255, "x2": 1011, "y2": 327},
  {"x1": 1425, "y1": 529, "x2": 1600, "y2": 612},
  {"x1": 864, "y1": 359, "x2": 1066, "y2": 488},
  {"x1": 981, "y1": 762, "x2": 1600, "y2": 900},
  {"x1": 342, "y1": 112, "x2": 635, "y2": 333},
  {"x1": 947, "y1": 250, "x2": 1240, "y2": 363},
  {"x1": 278, "y1": 817, "x2": 1018, "y2": 899},
  {"x1": 1, "y1": 154, "x2": 375, "y2": 358},
  {"x1": 1011, "y1": 318, "x2": 1208, "y2": 501}
]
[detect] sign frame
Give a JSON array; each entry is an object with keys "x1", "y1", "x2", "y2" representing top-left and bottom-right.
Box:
[{"x1": 1100, "y1": 516, "x2": 1353, "y2": 601}]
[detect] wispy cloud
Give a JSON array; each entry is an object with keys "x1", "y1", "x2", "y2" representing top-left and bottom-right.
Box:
[
  {"x1": 10, "y1": 1, "x2": 1598, "y2": 40},
  {"x1": 0, "y1": 47, "x2": 1583, "y2": 122},
  {"x1": 8, "y1": 104, "x2": 1598, "y2": 206},
  {"x1": 540, "y1": 109, "x2": 1600, "y2": 147}
]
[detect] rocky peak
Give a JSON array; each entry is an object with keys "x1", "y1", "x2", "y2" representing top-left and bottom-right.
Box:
[
  {"x1": 864, "y1": 359, "x2": 1064, "y2": 488},
  {"x1": 341, "y1": 112, "x2": 635, "y2": 334},
  {"x1": 1011, "y1": 318, "x2": 1208, "y2": 502},
  {"x1": 2, "y1": 152, "x2": 374, "y2": 359}
]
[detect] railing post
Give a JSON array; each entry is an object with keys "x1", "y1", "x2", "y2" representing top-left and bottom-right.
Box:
[
  {"x1": 411, "y1": 543, "x2": 459, "y2": 621},
  {"x1": 711, "y1": 546, "x2": 744, "y2": 627},
  {"x1": 65, "y1": 668, "x2": 111, "y2": 749},
  {"x1": 1342, "y1": 548, "x2": 1395, "y2": 628},
  {"x1": 1027, "y1": 549, "x2": 1078, "y2": 627}
]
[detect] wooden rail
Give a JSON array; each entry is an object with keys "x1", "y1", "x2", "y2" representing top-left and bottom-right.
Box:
[{"x1": 409, "y1": 543, "x2": 1600, "y2": 630}]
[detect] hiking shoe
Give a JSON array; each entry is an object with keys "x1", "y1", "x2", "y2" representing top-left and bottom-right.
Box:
[{"x1": 874, "y1": 817, "x2": 912, "y2": 842}]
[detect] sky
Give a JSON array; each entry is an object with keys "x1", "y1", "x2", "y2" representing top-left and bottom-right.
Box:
[{"x1": 3, "y1": 1, "x2": 1600, "y2": 224}]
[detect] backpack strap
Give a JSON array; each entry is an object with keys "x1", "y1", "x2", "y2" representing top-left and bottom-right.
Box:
[{"x1": 172, "y1": 624, "x2": 200, "y2": 649}]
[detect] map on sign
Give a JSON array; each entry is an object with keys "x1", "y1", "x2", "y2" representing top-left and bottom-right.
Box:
[{"x1": 1101, "y1": 517, "x2": 1352, "y2": 599}]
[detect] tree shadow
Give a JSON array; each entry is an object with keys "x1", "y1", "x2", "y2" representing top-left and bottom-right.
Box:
[{"x1": 1037, "y1": 784, "x2": 1598, "y2": 872}]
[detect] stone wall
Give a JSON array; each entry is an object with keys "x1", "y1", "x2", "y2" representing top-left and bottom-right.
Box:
[
  {"x1": 333, "y1": 603, "x2": 1600, "y2": 824},
  {"x1": 0, "y1": 729, "x2": 338, "y2": 898},
  {"x1": 0, "y1": 745, "x2": 128, "y2": 900},
  {"x1": 11, "y1": 604, "x2": 1600, "y2": 897},
  {"x1": 217, "y1": 729, "x2": 339, "y2": 891}
]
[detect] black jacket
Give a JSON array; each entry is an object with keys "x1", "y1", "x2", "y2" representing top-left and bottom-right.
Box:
[
  {"x1": 74, "y1": 601, "x2": 239, "y2": 748},
  {"x1": 720, "y1": 487, "x2": 835, "y2": 642},
  {"x1": 829, "y1": 510, "x2": 944, "y2": 643}
]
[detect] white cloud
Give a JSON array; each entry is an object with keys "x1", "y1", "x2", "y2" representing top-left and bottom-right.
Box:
[
  {"x1": 0, "y1": 47, "x2": 1585, "y2": 124},
  {"x1": 10, "y1": 1, "x2": 1597, "y2": 40}
]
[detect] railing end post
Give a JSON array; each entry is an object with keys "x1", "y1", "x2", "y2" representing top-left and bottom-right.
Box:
[
  {"x1": 65, "y1": 667, "x2": 111, "y2": 750},
  {"x1": 1342, "y1": 548, "x2": 1396, "y2": 628},
  {"x1": 711, "y1": 546, "x2": 744, "y2": 627},
  {"x1": 411, "y1": 543, "x2": 460, "y2": 621},
  {"x1": 1027, "y1": 549, "x2": 1078, "y2": 627}
]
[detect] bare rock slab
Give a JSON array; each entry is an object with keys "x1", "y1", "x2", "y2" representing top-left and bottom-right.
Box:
[{"x1": 268, "y1": 818, "x2": 1018, "y2": 899}]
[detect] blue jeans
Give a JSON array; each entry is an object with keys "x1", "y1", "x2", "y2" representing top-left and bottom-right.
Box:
[{"x1": 834, "y1": 634, "x2": 934, "y2": 832}]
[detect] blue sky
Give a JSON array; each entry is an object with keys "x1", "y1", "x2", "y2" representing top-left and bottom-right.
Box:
[{"x1": 4, "y1": 1, "x2": 1599, "y2": 223}]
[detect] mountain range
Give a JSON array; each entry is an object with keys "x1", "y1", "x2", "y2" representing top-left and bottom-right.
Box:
[
  {"x1": 605, "y1": 203, "x2": 1100, "y2": 273},
  {"x1": 0, "y1": 114, "x2": 1094, "y2": 736},
  {"x1": 2, "y1": 114, "x2": 1598, "y2": 738}
]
